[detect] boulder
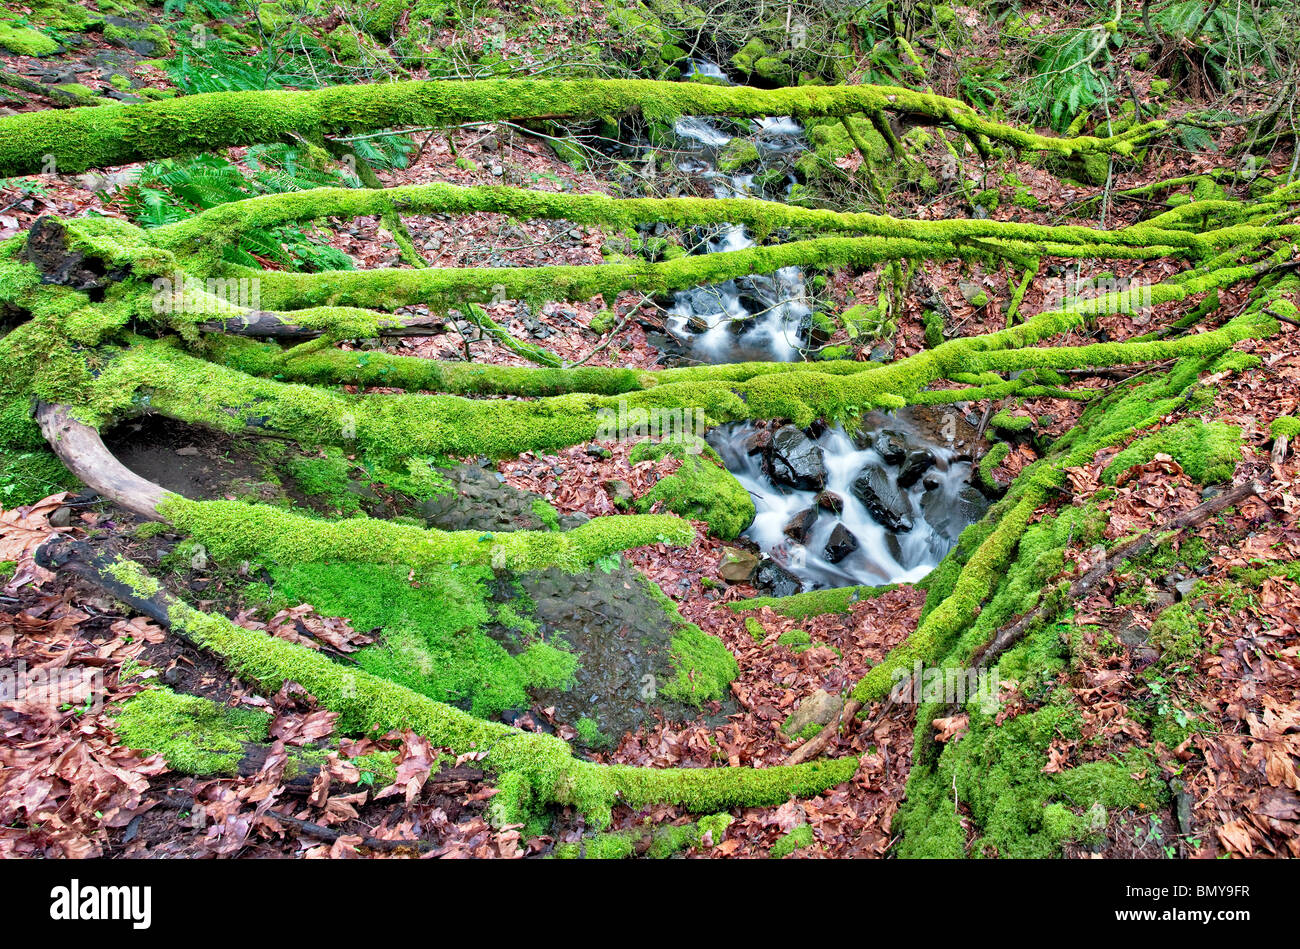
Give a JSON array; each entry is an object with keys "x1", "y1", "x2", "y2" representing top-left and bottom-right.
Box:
[
  {"x1": 783, "y1": 689, "x2": 843, "y2": 737},
  {"x1": 823, "y1": 523, "x2": 859, "y2": 563},
  {"x1": 743, "y1": 428, "x2": 771, "y2": 455},
  {"x1": 920, "y1": 484, "x2": 989, "y2": 543},
  {"x1": 897, "y1": 448, "x2": 936, "y2": 489},
  {"x1": 876, "y1": 431, "x2": 907, "y2": 466},
  {"x1": 851, "y1": 463, "x2": 914, "y2": 532},
  {"x1": 719, "y1": 547, "x2": 760, "y2": 584},
  {"x1": 756, "y1": 559, "x2": 802, "y2": 598},
  {"x1": 605, "y1": 479, "x2": 635, "y2": 511},
  {"x1": 783, "y1": 507, "x2": 818, "y2": 544},
  {"x1": 765, "y1": 425, "x2": 827, "y2": 490}
]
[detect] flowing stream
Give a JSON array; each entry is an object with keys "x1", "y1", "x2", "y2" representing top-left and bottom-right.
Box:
[
  {"x1": 709, "y1": 416, "x2": 989, "y2": 591},
  {"x1": 662, "y1": 75, "x2": 809, "y2": 363},
  {"x1": 651, "y1": 62, "x2": 989, "y2": 592}
]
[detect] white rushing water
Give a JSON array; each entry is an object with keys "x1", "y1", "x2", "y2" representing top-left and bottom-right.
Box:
[
  {"x1": 663, "y1": 64, "x2": 810, "y2": 363},
  {"x1": 660, "y1": 63, "x2": 989, "y2": 592},
  {"x1": 709, "y1": 419, "x2": 985, "y2": 590}
]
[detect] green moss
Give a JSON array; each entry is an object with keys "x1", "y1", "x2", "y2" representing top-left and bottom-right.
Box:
[
  {"x1": 1146, "y1": 600, "x2": 1206, "y2": 663},
  {"x1": 0, "y1": 22, "x2": 59, "y2": 57},
  {"x1": 553, "y1": 812, "x2": 732, "y2": 859},
  {"x1": 770, "y1": 824, "x2": 814, "y2": 858},
  {"x1": 157, "y1": 494, "x2": 693, "y2": 575},
  {"x1": 775, "y1": 629, "x2": 812, "y2": 653},
  {"x1": 0, "y1": 446, "x2": 79, "y2": 506},
  {"x1": 574, "y1": 716, "x2": 612, "y2": 749},
  {"x1": 718, "y1": 140, "x2": 761, "y2": 172},
  {"x1": 979, "y1": 442, "x2": 1011, "y2": 490},
  {"x1": 283, "y1": 447, "x2": 362, "y2": 515},
  {"x1": 1102, "y1": 419, "x2": 1241, "y2": 485},
  {"x1": 530, "y1": 497, "x2": 561, "y2": 531},
  {"x1": 102, "y1": 20, "x2": 170, "y2": 57},
  {"x1": 923, "y1": 309, "x2": 945, "y2": 349},
  {"x1": 729, "y1": 583, "x2": 899, "y2": 618},
  {"x1": 53, "y1": 83, "x2": 97, "y2": 98},
  {"x1": 28, "y1": 0, "x2": 92, "y2": 31},
  {"x1": 897, "y1": 701, "x2": 1166, "y2": 858},
  {"x1": 629, "y1": 438, "x2": 754, "y2": 540},
  {"x1": 1271, "y1": 416, "x2": 1300, "y2": 440},
  {"x1": 517, "y1": 640, "x2": 578, "y2": 690},
  {"x1": 640, "y1": 575, "x2": 738, "y2": 705},
  {"x1": 990, "y1": 408, "x2": 1033, "y2": 433},
  {"x1": 0, "y1": 78, "x2": 1167, "y2": 178},
  {"x1": 111, "y1": 686, "x2": 269, "y2": 775},
  {"x1": 268, "y1": 560, "x2": 570, "y2": 719}
]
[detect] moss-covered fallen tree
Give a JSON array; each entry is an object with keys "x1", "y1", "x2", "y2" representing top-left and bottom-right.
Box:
[{"x1": 0, "y1": 77, "x2": 1169, "y2": 177}]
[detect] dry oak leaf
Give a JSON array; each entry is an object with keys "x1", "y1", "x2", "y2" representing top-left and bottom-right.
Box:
[
  {"x1": 0, "y1": 493, "x2": 68, "y2": 562},
  {"x1": 933, "y1": 714, "x2": 969, "y2": 743}
]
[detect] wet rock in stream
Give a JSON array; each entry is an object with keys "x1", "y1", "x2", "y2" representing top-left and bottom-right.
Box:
[
  {"x1": 898, "y1": 448, "x2": 937, "y2": 489},
  {"x1": 783, "y1": 507, "x2": 819, "y2": 544},
  {"x1": 823, "y1": 523, "x2": 860, "y2": 564},
  {"x1": 765, "y1": 425, "x2": 828, "y2": 490},
  {"x1": 850, "y1": 463, "x2": 915, "y2": 533},
  {"x1": 815, "y1": 490, "x2": 844, "y2": 514},
  {"x1": 921, "y1": 484, "x2": 991, "y2": 544},
  {"x1": 755, "y1": 559, "x2": 803, "y2": 597}
]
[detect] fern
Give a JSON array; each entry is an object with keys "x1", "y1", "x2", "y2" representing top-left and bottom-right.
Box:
[
  {"x1": 1149, "y1": 0, "x2": 1289, "y2": 89},
  {"x1": 1022, "y1": 27, "x2": 1115, "y2": 132},
  {"x1": 119, "y1": 150, "x2": 356, "y2": 272},
  {"x1": 162, "y1": 0, "x2": 234, "y2": 18}
]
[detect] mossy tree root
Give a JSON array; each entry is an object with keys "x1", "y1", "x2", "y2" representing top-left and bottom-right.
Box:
[
  {"x1": 36, "y1": 400, "x2": 697, "y2": 572},
  {"x1": 36, "y1": 540, "x2": 858, "y2": 828}
]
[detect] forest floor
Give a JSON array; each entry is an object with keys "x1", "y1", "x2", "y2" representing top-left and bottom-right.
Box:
[{"x1": 1, "y1": 0, "x2": 1298, "y2": 859}]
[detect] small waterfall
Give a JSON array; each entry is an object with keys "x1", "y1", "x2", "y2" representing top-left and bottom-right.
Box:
[
  {"x1": 709, "y1": 414, "x2": 990, "y2": 591},
  {"x1": 647, "y1": 62, "x2": 991, "y2": 593},
  {"x1": 683, "y1": 60, "x2": 729, "y2": 81},
  {"x1": 661, "y1": 61, "x2": 810, "y2": 363}
]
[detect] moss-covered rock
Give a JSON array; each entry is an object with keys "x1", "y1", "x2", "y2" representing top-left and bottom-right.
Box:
[
  {"x1": 0, "y1": 22, "x2": 60, "y2": 57},
  {"x1": 629, "y1": 438, "x2": 755, "y2": 540}
]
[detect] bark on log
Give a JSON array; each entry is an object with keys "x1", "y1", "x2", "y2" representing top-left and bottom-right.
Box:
[
  {"x1": 1273, "y1": 433, "x2": 1290, "y2": 467},
  {"x1": 35, "y1": 402, "x2": 169, "y2": 520},
  {"x1": 24, "y1": 216, "x2": 127, "y2": 291}
]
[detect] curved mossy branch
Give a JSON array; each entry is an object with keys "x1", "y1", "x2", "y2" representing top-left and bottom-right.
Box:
[
  {"x1": 0, "y1": 78, "x2": 1166, "y2": 178},
  {"x1": 151, "y1": 182, "x2": 1203, "y2": 262},
  {"x1": 36, "y1": 397, "x2": 695, "y2": 572},
  {"x1": 36, "y1": 541, "x2": 857, "y2": 828},
  {"x1": 35, "y1": 402, "x2": 169, "y2": 519},
  {"x1": 158, "y1": 495, "x2": 693, "y2": 574}
]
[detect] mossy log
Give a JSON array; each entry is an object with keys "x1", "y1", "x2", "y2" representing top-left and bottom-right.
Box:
[{"x1": 0, "y1": 78, "x2": 1168, "y2": 177}]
